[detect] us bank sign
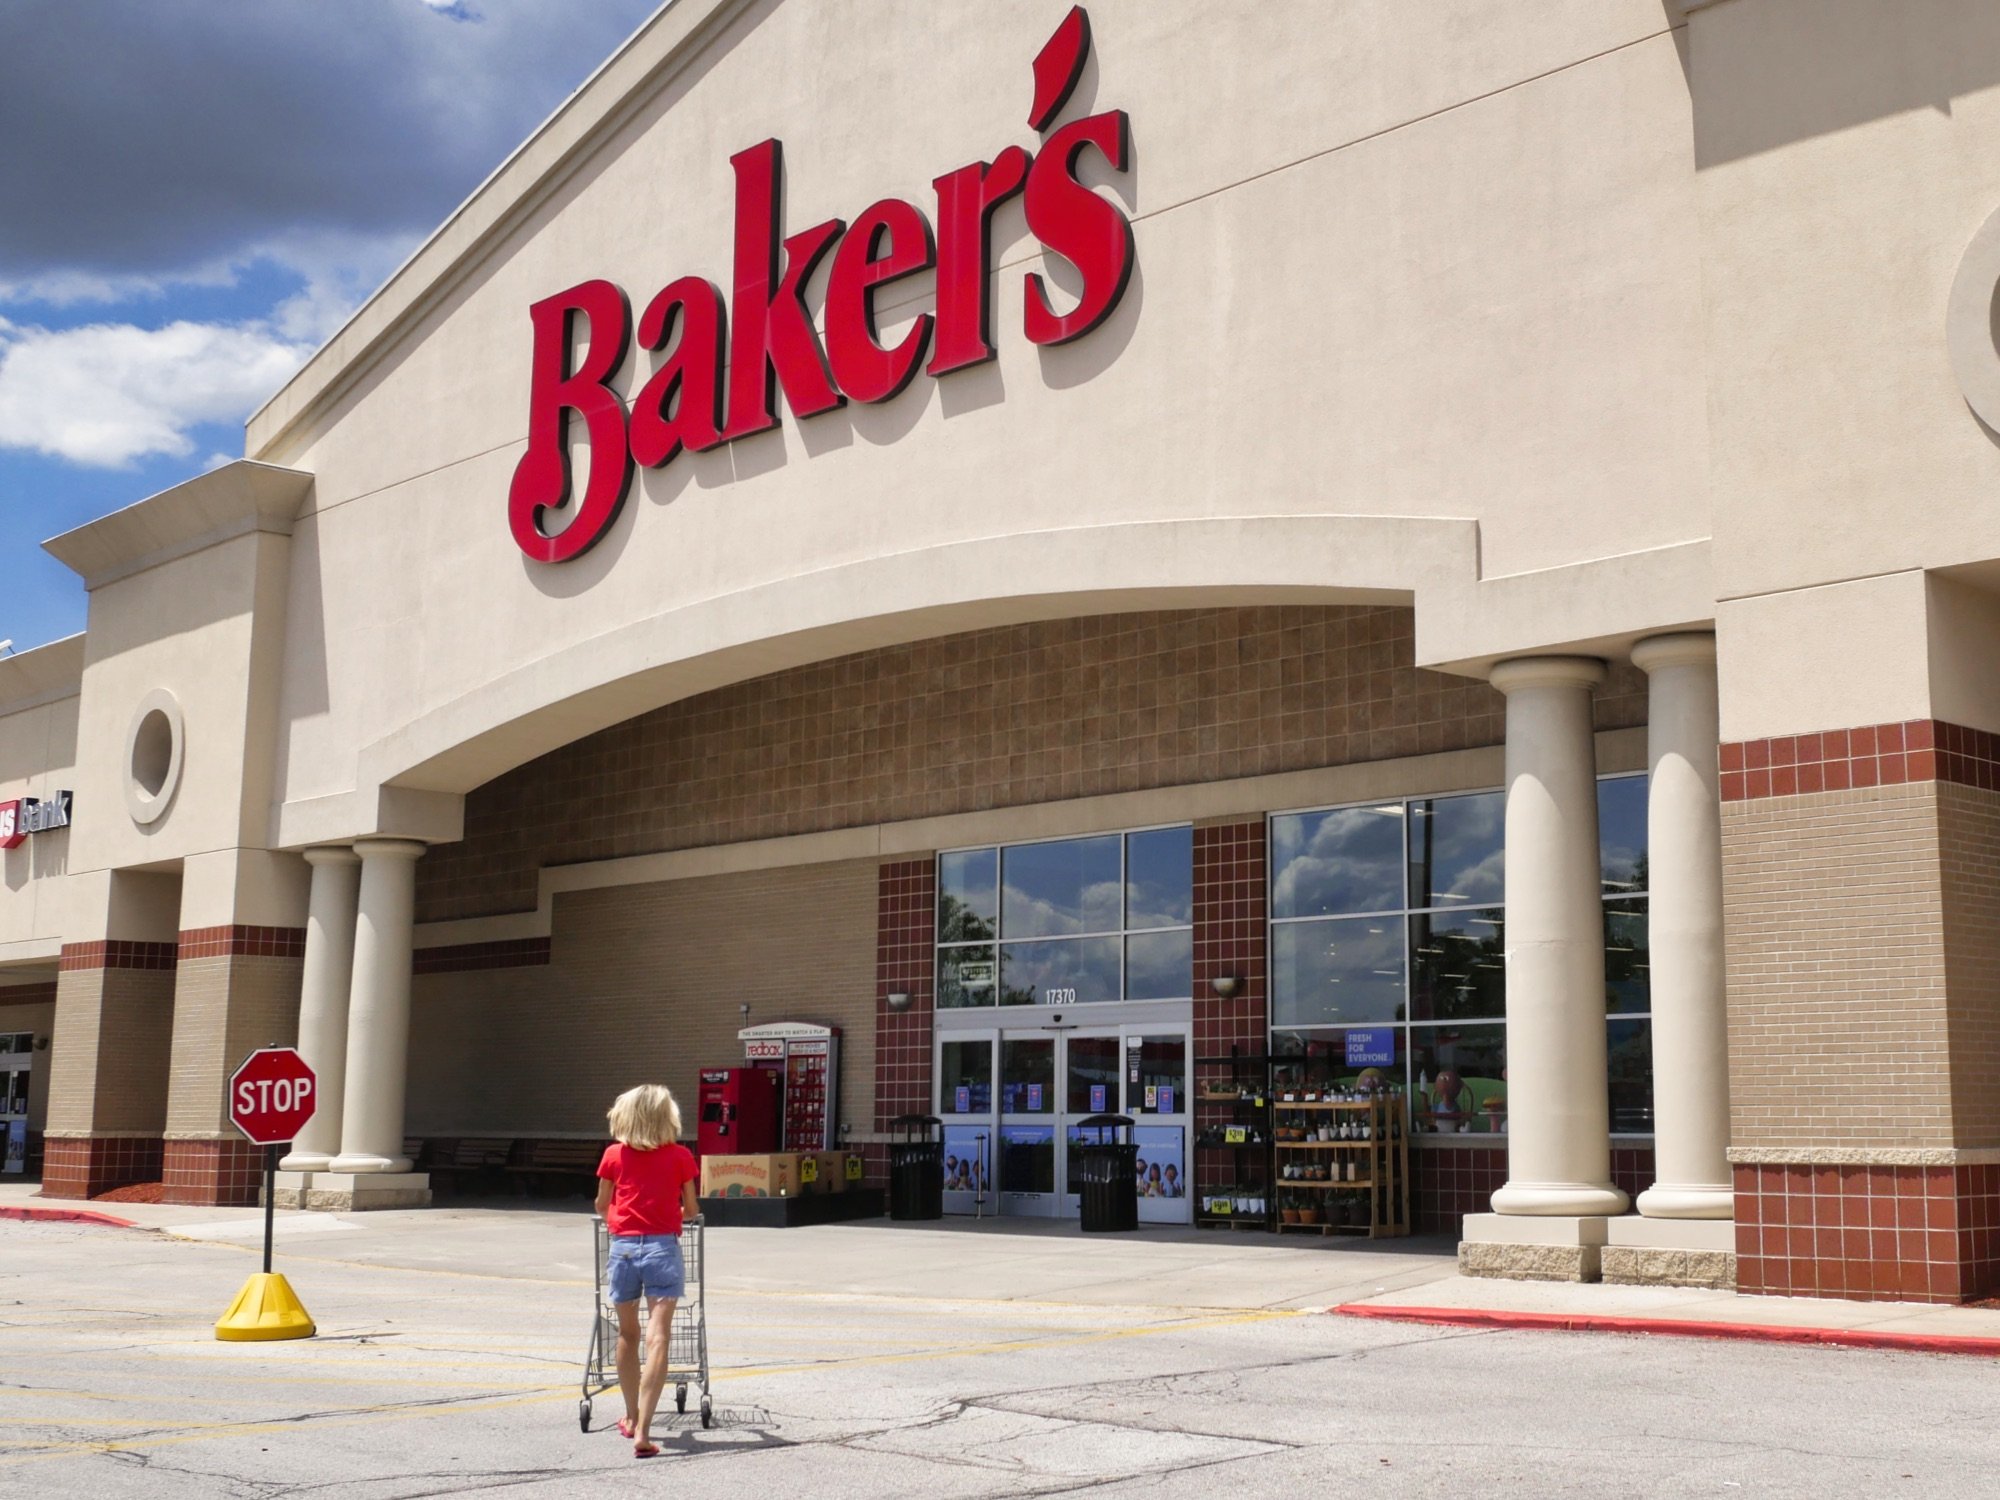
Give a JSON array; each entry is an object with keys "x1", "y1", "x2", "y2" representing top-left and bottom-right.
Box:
[
  {"x1": 508, "y1": 6, "x2": 1133, "y2": 563},
  {"x1": 0, "y1": 790, "x2": 72, "y2": 850}
]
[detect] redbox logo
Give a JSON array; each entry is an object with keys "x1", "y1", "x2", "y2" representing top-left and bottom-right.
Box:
[{"x1": 508, "y1": 6, "x2": 1132, "y2": 563}]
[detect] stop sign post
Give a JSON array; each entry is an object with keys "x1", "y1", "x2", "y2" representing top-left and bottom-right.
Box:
[{"x1": 228, "y1": 1046, "x2": 316, "y2": 1277}]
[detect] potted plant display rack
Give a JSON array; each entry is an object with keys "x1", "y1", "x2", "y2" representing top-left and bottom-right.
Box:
[{"x1": 1192, "y1": 1049, "x2": 1274, "y2": 1231}]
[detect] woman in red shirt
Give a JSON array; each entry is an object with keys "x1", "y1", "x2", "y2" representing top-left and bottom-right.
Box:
[{"x1": 595, "y1": 1083, "x2": 700, "y2": 1459}]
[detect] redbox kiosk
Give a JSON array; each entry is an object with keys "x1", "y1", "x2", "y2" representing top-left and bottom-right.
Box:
[
  {"x1": 738, "y1": 1022, "x2": 841, "y2": 1152},
  {"x1": 696, "y1": 1066, "x2": 782, "y2": 1156}
]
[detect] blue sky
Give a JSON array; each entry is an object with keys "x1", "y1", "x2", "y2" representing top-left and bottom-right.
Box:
[{"x1": 0, "y1": 0, "x2": 659, "y2": 654}]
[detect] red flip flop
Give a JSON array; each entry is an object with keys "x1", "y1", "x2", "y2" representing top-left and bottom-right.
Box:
[
  {"x1": 634, "y1": 1441, "x2": 662, "y2": 1459},
  {"x1": 616, "y1": 1419, "x2": 635, "y2": 1439}
]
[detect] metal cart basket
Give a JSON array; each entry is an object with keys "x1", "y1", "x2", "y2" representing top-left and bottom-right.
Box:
[{"x1": 580, "y1": 1216, "x2": 710, "y2": 1431}]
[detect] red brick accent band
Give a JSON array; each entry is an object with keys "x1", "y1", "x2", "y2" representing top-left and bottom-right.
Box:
[
  {"x1": 1734, "y1": 1161, "x2": 2000, "y2": 1303},
  {"x1": 39, "y1": 1136, "x2": 164, "y2": 1198},
  {"x1": 177, "y1": 925, "x2": 308, "y2": 961},
  {"x1": 1719, "y1": 718, "x2": 2000, "y2": 801},
  {"x1": 412, "y1": 937, "x2": 553, "y2": 975},
  {"x1": 1411, "y1": 1141, "x2": 1654, "y2": 1235},
  {"x1": 875, "y1": 857, "x2": 936, "y2": 1130},
  {"x1": 0, "y1": 980, "x2": 57, "y2": 1006},
  {"x1": 58, "y1": 941, "x2": 177, "y2": 973},
  {"x1": 163, "y1": 1138, "x2": 266, "y2": 1207}
]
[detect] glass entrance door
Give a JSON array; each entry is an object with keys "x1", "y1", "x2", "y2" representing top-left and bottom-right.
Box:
[
  {"x1": 1126, "y1": 1028, "x2": 1191, "y2": 1223},
  {"x1": 935, "y1": 1022, "x2": 1193, "y2": 1224},
  {"x1": 998, "y1": 1035, "x2": 1057, "y2": 1215},
  {"x1": 938, "y1": 1033, "x2": 995, "y2": 1212},
  {"x1": 1060, "y1": 1031, "x2": 1122, "y2": 1212}
]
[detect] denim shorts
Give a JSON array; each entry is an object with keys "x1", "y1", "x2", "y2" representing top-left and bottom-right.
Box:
[{"x1": 607, "y1": 1233, "x2": 685, "y2": 1304}]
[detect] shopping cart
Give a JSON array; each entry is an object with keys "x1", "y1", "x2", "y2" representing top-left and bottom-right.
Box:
[{"x1": 579, "y1": 1216, "x2": 710, "y2": 1432}]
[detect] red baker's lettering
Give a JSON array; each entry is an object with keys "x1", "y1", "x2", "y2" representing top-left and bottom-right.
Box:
[
  {"x1": 1022, "y1": 110, "x2": 1134, "y2": 347},
  {"x1": 507, "y1": 280, "x2": 634, "y2": 563},
  {"x1": 825, "y1": 198, "x2": 936, "y2": 404},
  {"x1": 630, "y1": 276, "x2": 727, "y2": 467},
  {"x1": 927, "y1": 148, "x2": 1032, "y2": 376},
  {"x1": 722, "y1": 139, "x2": 846, "y2": 441}
]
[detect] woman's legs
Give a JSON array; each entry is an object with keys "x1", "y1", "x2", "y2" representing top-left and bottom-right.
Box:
[
  {"x1": 633, "y1": 1296, "x2": 678, "y2": 1444},
  {"x1": 613, "y1": 1299, "x2": 641, "y2": 1428}
]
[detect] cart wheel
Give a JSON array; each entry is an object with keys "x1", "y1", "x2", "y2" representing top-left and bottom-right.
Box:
[
  {"x1": 675, "y1": 1383, "x2": 687, "y2": 1413},
  {"x1": 578, "y1": 1397, "x2": 592, "y2": 1433},
  {"x1": 700, "y1": 1395, "x2": 713, "y2": 1429}
]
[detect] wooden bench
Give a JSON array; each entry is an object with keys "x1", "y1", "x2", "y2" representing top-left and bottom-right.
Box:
[{"x1": 509, "y1": 1138, "x2": 603, "y2": 1197}]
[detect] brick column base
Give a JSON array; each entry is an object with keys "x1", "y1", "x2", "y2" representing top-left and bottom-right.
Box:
[
  {"x1": 163, "y1": 1137, "x2": 267, "y2": 1207},
  {"x1": 1734, "y1": 1160, "x2": 2000, "y2": 1303},
  {"x1": 40, "y1": 1135, "x2": 164, "y2": 1199}
]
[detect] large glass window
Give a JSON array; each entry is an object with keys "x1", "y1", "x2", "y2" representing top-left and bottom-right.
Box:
[
  {"x1": 1270, "y1": 775, "x2": 1652, "y2": 1135},
  {"x1": 937, "y1": 826, "x2": 1194, "y2": 1008}
]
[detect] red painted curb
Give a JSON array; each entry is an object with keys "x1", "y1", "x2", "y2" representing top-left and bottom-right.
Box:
[
  {"x1": 0, "y1": 1204, "x2": 140, "y2": 1229},
  {"x1": 1332, "y1": 1302, "x2": 2000, "y2": 1358}
]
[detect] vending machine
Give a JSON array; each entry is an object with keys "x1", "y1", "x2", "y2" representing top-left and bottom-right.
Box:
[
  {"x1": 696, "y1": 1066, "x2": 782, "y2": 1156},
  {"x1": 738, "y1": 1022, "x2": 842, "y2": 1152}
]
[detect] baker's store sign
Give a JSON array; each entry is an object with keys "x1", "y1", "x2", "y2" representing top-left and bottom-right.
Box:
[{"x1": 509, "y1": 6, "x2": 1132, "y2": 563}]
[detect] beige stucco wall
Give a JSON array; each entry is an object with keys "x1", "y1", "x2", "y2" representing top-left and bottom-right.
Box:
[
  {"x1": 406, "y1": 859, "x2": 877, "y2": 1139},
  {"x1": 243, "y1": 0, "x2": 1710, "y2": 836}
]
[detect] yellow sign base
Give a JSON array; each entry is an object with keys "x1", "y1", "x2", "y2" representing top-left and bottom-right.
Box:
[{"x1": 215, "y1": 1272, "x2": 316, "y2": 1342}]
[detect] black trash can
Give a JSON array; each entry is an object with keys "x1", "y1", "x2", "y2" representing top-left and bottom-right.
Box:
[
  {"x1": 1073, "y1": 1114, "x2": 1139, "y2": 1233},
  {"x1": 888, "y1": 1113, "x2": 944, "y2": 1221}
]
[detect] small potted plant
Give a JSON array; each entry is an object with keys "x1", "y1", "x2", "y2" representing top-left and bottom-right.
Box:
[{"x1": 1298, "y1": 1201, "x2": 1322, "y2": 1227}]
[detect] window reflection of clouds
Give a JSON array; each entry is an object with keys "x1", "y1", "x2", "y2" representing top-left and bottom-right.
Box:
[
  {"x1": 1599, "y1": 775, "x2": 1648, "y2": 893},
  {"x1": 939, "y1": 848, "x2": 998, "y2": 942},
  {"x1": 1125, "y1": 929, "x2": 1192, "y2": 1000},
  {"x1": 1409, "y1": 792, "x2": 1504, "y2": 909},
  {"x1": 1125, "y1": 827, "x2": 1193, "y2": 929},
  {"x1": 1002, "y1": 837, "x2": 1122, "y2": 936},
  {"x1": 1270, "y1": 917, "x2": 1407, "y2": 1027},
  {"x1": 999, "y1": 936, "x2": 1120, "y2": 1005},
  {"x1": 1270, "y1": 806, "x2": 1404, "y2": 918},
  {"x1": 1409, "y1": 907, "x2": 1506, "y2": 1021}
]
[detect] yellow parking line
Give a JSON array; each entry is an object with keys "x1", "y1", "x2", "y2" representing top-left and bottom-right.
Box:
[{"x1": 1, "y1": 1305, "x2": 1301, "y2": 1468}]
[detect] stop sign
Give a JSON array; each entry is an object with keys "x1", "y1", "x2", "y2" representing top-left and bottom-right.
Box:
[{"x1": 228, "y1": 1047, "x2": 318, "y2": 1146}]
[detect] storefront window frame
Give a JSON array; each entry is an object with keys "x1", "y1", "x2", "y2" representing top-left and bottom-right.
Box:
[
  {"x1": 1268, "y1": 773, "x2": 1653, "y2": 1137},
  {"x1": 935, "y1": 823, "x2": 1196, "y2": 1009}
]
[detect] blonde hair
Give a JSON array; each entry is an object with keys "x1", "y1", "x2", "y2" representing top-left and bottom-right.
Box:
[{"x1": 607, "y1": 1084, "x2": 683, "y2": 1150}]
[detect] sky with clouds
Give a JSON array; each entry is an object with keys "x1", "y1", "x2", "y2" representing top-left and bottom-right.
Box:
[{"x1": 0, "y1": 0, "x2": 659, "y2": 654}]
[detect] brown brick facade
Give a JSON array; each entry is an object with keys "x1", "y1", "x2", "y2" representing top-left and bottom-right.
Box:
[
  {"x1": 1722, "y1": 720, "x2": 2000, "y2": 1300},
  {"x1": 407, "y1": 862, "x2": 877, "y2": 1145},
  {"x1": 1723, "y1": 781, "x2": 1953, "y2": 1152},
  {"x1": 418, "y1": 607, "x2": 1646, "y2": 924},
  {"x1": 43, "y1": 959, "x2": 176, "y2": 1199}
]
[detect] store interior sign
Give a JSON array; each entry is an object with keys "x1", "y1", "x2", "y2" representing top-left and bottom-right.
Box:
[
  {"x1": 509, "y1": 5, "x2": 1133, "y2": 563},
  {"x1": 0, "y1": 791, "x2": 71, "y2": 849}
]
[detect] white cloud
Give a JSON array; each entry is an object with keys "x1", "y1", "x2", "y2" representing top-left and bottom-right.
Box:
[{"x1": 0, "y1": 318, "x2": 312, "y2": 468}]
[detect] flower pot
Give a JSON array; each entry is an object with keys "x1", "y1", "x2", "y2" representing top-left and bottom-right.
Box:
[
  {"x1": 1281, "y1": 1207, "x2": 1299, "y2": 1224},
  {"x1": 1298, "y1": 1208, "x2": 1322, "y2": 1226}
]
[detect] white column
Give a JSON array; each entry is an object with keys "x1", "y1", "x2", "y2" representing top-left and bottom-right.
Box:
[
  {"x1": 329, "y1": 838, "x2": 426, "y2": 1174},
  {"x1": 279, "y1": 846, "x2": 361, "y2": 1172},
  {"x1": 1632, "y1": 633, "x2": 1733, "y2": 1219},
  {"x1": 1489, "y1": 657, "x2": 1629, "y2": 1217}
]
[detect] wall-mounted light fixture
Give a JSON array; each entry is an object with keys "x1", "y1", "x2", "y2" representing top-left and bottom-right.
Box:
[
  {"x1": 885, "y1": 991, "x2": 913, "y2": 1012},
  {"x1": 1209, "y1": 976, "x2": 1241, "y2": 1000}
]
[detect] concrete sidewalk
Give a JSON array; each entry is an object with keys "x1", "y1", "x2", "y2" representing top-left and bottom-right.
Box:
[{"x1": 8, "y1": 1180, "x2": 2000, "y2": 1350}]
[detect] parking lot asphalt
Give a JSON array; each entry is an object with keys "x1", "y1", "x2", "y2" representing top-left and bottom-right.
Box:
[{"x1": 7, "y1": 1205, "x2": 2000, "y2": 1497}]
